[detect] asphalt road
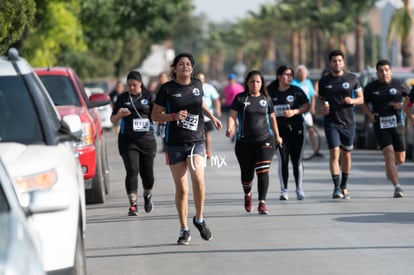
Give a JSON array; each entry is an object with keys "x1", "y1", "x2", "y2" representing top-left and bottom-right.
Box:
[{"x1": 85, "y1": 126, "x2": 414, "y2": 275}]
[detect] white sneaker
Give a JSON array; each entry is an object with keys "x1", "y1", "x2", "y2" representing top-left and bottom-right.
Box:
[
  {"x1": 280, "y1": 190, "x2": 288, "y2": 201},
  {"x1": 296, "y1": 189, "x2": 305, "y2": 200}
]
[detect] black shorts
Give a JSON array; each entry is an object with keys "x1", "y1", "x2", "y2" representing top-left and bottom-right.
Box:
[
  {"x1": 204, "y1": 120, "x2": 215, "y2": 132},
  {"x1": 374, "y1": 125, "x2": 406, "y2": 152}
]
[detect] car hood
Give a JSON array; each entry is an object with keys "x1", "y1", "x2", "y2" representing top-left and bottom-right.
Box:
[{"x1": 0, "y1": 143, "x2": 75, "y2": 190}]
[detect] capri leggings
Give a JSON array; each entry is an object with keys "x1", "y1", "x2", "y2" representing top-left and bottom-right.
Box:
[
  {"x1": 276, "y1": 123, "x2": 305, "y2": 191},
  {"x1": 121, "y1": 148, "x2": 155, "y2": 194},
  {"x1": 235, "y1": 136, "x2": 275, "y2": 201}
]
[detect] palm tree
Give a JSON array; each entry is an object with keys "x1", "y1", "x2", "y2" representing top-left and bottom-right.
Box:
[{"x1": 387, "y1": 0, "x2": 413, "y2": 67}]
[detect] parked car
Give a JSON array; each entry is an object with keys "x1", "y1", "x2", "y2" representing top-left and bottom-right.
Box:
[
  {"x1": 35, "y1": 67, "x2": 111, "y2": 203},
  {"x1": 0, "y1": 48, "x2": 87, "y2": 274},
  {"x1": 0, "y1": 159, "x2": 45, "y2": 275}
]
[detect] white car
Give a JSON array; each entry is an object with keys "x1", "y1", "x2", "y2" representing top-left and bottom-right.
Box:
[
  {"x1": 0, "y1": 48, "x2": 87, "y2": 274},
  {"x1": 0, "y1": 159, "x2": 45, "y2": 275}
]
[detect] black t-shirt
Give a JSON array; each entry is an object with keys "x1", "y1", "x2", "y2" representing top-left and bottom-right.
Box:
[
  {"x1": 155, "y1": 79, "x2": 205, "y2": 145},
  {"x1": 231, "y1": 91, "x2": 275, "y2": 142},
  {"x1": 364, "y1": 78, "x2": 410, "y2": 128},
  {"x1": 318, "y1": 72, "x2": 362, "y2": 127},
  {"x1": 267, "y1": 82, "x2": 309, "y2": 126},
  {"x1": 112, "y1": 90, "x2": 155, "y2": 141}
]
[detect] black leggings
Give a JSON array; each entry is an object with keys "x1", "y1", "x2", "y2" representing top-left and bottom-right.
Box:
[
  {"x1": 276, "y1": 123, "x2": 305, "y2": 190},
  {"x1": 235, "y1": 136, "x2": 275, "y2": 201},
  {"x1": 121, "y1": 149, "x2": 155, "y2": 194}
]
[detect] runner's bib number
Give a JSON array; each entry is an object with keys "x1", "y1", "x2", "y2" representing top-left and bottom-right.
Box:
[
  {"x1": 181, "y1": 113, "x2": 199, "y2": 131},
  {"x1": 133, "y1": 118, "x2": 150, "y2": 132},
  {"x1": 379, "y1": 115, "x2": 397, "y2": 129},
  {"x1": 274, "y1": 104, "x2": 290, "y2": 117}
]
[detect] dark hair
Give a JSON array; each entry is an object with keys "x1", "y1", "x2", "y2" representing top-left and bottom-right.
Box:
[
  {"x1": 126, "y1": 70, "x2": 147, "y2": 91},
  {"x1": 244, "y1": 70, "x2": 268, "y2": 96},
  {"x1": 376, "y1": 59, "x2": 391, "y2": 70},
  {"x1": 276, "y1": 65, "x2": 294, "y2": 77},
  {"x1": 170, "y1": 53, "x2": 195, "y2": 79},
  {"x1": 328, "y1": 49, "x2": 344, "y2": 61}
]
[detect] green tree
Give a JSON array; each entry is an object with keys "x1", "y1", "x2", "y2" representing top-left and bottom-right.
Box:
[
  {"x1": 387, "y1": 0, "x2": 413, "y2": 67},
  {"x1": 0, "y1": 0, "x2": 36, "y2": 54},
  {"x1": 22, "y1": 0, "x2": 87, "y2": 67}
]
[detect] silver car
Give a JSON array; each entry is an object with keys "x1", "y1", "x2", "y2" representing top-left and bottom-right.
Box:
[
  {"x1": 0, "y1": 48, "x2": 87, "y2": 274},
  {"x1": 0, "y1": 159, "x2": 45, "y2": 275}
]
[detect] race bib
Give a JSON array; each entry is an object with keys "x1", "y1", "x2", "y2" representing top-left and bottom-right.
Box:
[
  {"x1": 181, "y1": 113, "x2": 199, "y2": 131},
  {"x1": 379, "y1": 115, "x2": 397, "y2": 129},
  {"x1": 133, "y1": 118, "x2": 150, "y2": 132},
  {"x1": 274, "y1": 104, "x2": 290, "y2": 117}
]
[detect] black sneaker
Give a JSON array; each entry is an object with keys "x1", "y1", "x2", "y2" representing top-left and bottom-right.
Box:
[
  {"x1": 393, "y1": 187, "x2": 404, "y2": 198},
  {"x1": 128, "y1": 204, "x2": 138, "y2": 216},
  {"x1": 177, "y1": 229, "x2": 191, "y2": 245},
  {"x1": 143, "y1": 194, "x2": 153, "y2": 213},
  {"x1": 332, "y1": 187, "x2": 344, "y2": 199},
  {"x1": 193, "y1": 216, "x2": 213, "y2": 241}
]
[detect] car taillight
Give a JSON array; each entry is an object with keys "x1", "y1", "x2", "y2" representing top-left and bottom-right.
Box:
[
  {"x1": 76, "y1": 122, "x2": 94, "y2": 147},
  {"x1": 14, "y1": 169, "x2": 58, "y2": 192}
]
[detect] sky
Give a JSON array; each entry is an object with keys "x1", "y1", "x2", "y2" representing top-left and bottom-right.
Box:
[
  {"x1": 192, "y1": 0, "x2": 274, "y2": 23},
  {"x1": 192, "y1": 0, "x2": 402, "y2": 23}
]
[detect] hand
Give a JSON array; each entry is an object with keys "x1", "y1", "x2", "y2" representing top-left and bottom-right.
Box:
[
  {"x1": 213, "y1": 117, "x2": 222, "y2": 130},
  {"x1": 118, "y1": 108, "x2": 131, "y2": 116},
  {"x1": 369, "y1": 113, "x2": 378, "y2": 123},
  {"x1": 320, "y1": 105, "x2": 330, "y2": 116},
  {"x1": 283, "y1": 109, "x2": 296, "y2": 118},
  {"x1": 225, "y1": 128, "x2": 233, "y2": 138},
  {"x1": 275, "y1": 136, "x2": 283, "y2": 147},
  {"x1": 344, "y1": 96, "x2": 353, "y2": 105}
]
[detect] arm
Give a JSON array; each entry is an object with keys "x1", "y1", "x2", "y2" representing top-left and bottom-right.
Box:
[
  {"x1": 213, "y1": 98, "x2": 222, "y2": 117},
  {"x1": 226, "y1": 109, "x2": 238, "y2": 138},
  {"x1": 361, "y1": 102, "x2": 377, "y2": 123},
  {"x1": 151, "y1": 104, "x2": 188, "y2": 123},
  {"x1": 202, "y1": 103, "x2": 222, "y2": 130},
  {"x1": 283, "y1": 102, "x2": 310, "y2": 118},
  {"x1": 269, "y1": 113, "x2": 283, "y2": 145},
  {"x1": 110, "y1": 108, "x2": 131, "y2": 124},
  {"x1": 344, "y1": 89, "x2": 364, "y2": 106}
]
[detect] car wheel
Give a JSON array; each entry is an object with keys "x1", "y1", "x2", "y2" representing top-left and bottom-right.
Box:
[
  {"x1": 74, "y1": 226, "x2": 87, "y2": 275},
  {"x1": 101, "y1": 135, "x2": 110, "y2": 194},
  {"x1": 85, "y1": 142, "x2": 105, "y2": 204}
]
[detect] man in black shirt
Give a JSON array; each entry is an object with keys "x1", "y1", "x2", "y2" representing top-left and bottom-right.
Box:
[
  {"x1": 362, "y1": 59, "x2": 410, "y2": 198},
  {"x1": 318, "y1": 50, "x2": 364, "y2": 199}
]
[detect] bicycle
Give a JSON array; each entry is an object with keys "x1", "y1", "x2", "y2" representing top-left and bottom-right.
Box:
[{"x1": 303, "y1": 125, "x2": 322, "y2": 160}]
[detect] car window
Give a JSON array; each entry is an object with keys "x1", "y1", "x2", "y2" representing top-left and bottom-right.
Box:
[
  {"x1": 39, "y1": 75, "x2": 81, "y2": 107},
  {"x1": 0, "y1": 76, "x2": 43, "y2": 144}
]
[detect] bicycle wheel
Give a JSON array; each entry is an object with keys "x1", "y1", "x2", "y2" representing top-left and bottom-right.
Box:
[{"x1": 303, "y1": 126, "x2": 321, "y2": 160}]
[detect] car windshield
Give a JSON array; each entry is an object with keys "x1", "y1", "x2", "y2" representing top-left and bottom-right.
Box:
[
  {"x1": 0, "y1": 76, "x2": 44, "y2": 144},
  {"x1": 39, "y1": 75, "x2": 81, "y2": 106}
]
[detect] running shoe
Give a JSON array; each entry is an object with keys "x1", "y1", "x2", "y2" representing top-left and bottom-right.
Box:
[
  {"x1": 257, "y1": 202, "x2": 268, "y2": 215},
  {"x1": 177, "y1": 229, "x2": 191, "y2": 245},
  {"x1": 193, "y1": 216, "x2": 213, "y2": 241},
  {"x1": 393, "y1": 187, "x2": 404, "y2": 198},
  {"x1": 342, "y1": 188, "x2": 351, "y2": 200},
  {"x1": 128, "y1": 204, "x2": 138, "y2": 216},
  {"x1": 144, "y1": 194, "x2": 153, "y2": 213},
  {"x1": 244, "y1": 192, "x2": 253, "y2": 212},
  {"x1": 332, "y1": 187, "x2": 344, "y2": 199},
  {"x1": 280, "y1": 190, "x2": 288, "y2": 201},
  {"x1": 296, "y1": 189, "x2": 305, "y2": 200}
]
